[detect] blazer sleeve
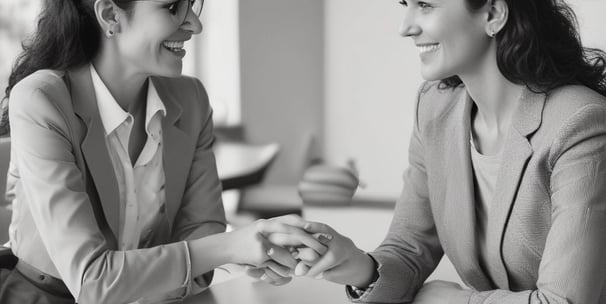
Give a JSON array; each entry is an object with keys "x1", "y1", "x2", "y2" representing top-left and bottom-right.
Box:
[
  {"x1": 170, "y1": 78, "x2": 227, "y2": 288},
  {"x1": 9, "y1": 79, "x2": 195, "y2": 304},
  {"x1": 354, "y1": 82, "x2": 444, "y2": 303},
  {"x1": 466, "y1": 104, "x2": 606, "y2": 304}
]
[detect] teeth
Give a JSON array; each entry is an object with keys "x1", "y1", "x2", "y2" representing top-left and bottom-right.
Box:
[
  {"x1": 162, "y1": 41, "x2": 185, "y2": 51},
  {"x1": 417, "y1": 44, "x2": 440, "y2": 54}
]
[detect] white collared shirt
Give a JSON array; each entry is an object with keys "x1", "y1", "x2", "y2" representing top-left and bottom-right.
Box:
[{"x1": 90, "y1": 64, "x2": 168, "y2": 250}]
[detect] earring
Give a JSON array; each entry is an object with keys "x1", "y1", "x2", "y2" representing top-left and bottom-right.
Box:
[
  {"x1": 106, "y1": 29, "x2": 114, "y2": 38},
  {"x1": 489, "y1": 30, "x2": 496, "y2": 38}
]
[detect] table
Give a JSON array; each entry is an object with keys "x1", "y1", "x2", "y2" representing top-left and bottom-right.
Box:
[
  {"x1": 181, "y1": 276, "x2": 350, "y2": 304},
  {"x1": 214, "y1": 142, "x2": 279, "y2": 191}
]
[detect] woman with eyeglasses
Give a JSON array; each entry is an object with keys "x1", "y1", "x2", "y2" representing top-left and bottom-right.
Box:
[
  {"x1": 261, "y1": 0, "x2": 606, "y2": 303},
  {"x1": 0, "y1": 0, "x2": 322, "y2": 303}
]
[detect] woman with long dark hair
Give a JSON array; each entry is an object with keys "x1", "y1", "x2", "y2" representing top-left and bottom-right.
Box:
[
  {"x1": 0, "y1": 0, "x2": 323, "y2": 303},
  {"x1": 271, "y1": 0, "x2": 606, "y2": 303}
]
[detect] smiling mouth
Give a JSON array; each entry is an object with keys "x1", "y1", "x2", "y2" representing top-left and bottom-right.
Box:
[
  {"x1": 417, "y1": 43, "x2": 440, "y2": 54},
  {"x1": 162, "y1": 41, "x2": 185, "y2": 53}
]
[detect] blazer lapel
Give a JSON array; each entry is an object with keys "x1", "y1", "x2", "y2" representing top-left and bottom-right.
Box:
[
  {"x1": 151, "y1": 77, "x2": 193, "y2": 229},
  {"x1": 442, "y1": 90, "x2": 492, "y2": 290},
  {"x1": 485, "y1": 88, "x2": 545, "y2": 289},
  {"x1": 67, "y1": 66, "x2": 121, "y2": 243}
]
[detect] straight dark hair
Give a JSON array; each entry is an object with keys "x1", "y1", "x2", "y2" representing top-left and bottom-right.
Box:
[{"x1": 440, "y1": 0, "x2": 606, "y2": 97}]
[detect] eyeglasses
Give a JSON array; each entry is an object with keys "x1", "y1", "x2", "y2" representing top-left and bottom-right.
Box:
[{"x1": 133, "y1": 0, "x2": 204, "y2": 24}]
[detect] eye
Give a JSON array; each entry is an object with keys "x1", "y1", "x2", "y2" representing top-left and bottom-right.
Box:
[
  {"x1": 166, "y1": 1, "x2": 180, "y2": 15},
  {"x1": 418, "y1": 1, "x2": 433, "y2": 10},
  {"x1": 398, "y1": 0, "x2": 408, "y2": 6}
]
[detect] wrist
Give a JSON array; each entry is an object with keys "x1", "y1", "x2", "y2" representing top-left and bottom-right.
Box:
[
  {"x1": 188, "y1": 233, "x2": 232, "y2": 278},
  {"x1": 348, "y1": 250, "x2": 378, "y2": 288}
]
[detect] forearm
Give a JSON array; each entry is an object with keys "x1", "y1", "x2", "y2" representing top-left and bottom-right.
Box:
[{"x1": 188, "y1": 232, "x2": 234, "y2": 278}]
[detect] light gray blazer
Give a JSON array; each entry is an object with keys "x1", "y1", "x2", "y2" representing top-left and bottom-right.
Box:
[
  {"x1": 7, "y1": 66, "x2": 226, "y2": 303},
  {"x1": 360, "y1": 82, "x2": 606, "y2": 303}
]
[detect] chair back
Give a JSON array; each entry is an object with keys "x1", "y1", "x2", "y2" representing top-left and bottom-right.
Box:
[
  {"x1": 0, "y1": 137, "x2": 11, "y2": 245},
  {"x1": 0, "y1": 137, "x2": 10, "y2": 207}
]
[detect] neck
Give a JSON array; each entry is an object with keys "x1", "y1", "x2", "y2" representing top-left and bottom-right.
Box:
[
  {"x1": 92, "y1": 46, "x2": 149, "y2": 113},
  {"x1": 458, "y1": 47, "x2": 524, "y2": 132}
]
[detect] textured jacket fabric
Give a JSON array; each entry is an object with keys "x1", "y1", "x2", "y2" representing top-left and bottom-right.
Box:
[
  {"x1": 6, "y1": 66, "x2": 226, "y2": 303},
  {"x1": 359, "y1": 82, "x2": 606, "y2": 303}
]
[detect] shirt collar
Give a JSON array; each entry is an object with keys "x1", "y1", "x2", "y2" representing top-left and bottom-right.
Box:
[{"x1": 89, "y1": 64, "x2": 166, "y2": 136}]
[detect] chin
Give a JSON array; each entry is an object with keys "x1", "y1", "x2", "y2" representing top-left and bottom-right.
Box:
[
  {"x1": 156, "y1": 65, "x2": 183, "y2": 78},
  {"x1": 420, "y1": 65, "x2": 453, "y2": 82},
  {"x1": 420, "y1": 70, "x2": 442, "y2": 81}
]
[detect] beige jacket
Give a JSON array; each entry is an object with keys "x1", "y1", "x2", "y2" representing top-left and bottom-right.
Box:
[
  {"x1": 7, "y1": 66, "x2": 226, "y2": 303},
  {"x1": 361, "y1": 82, "x2": 606, "y2": 303}
]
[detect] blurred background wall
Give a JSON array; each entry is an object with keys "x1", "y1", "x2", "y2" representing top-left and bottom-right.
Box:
[{"x1": 1, "y1": 0, "x2": 605, "y2": 203}]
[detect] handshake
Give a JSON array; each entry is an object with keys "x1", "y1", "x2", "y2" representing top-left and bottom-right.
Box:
[
  {"x1": 224, "y1": 163, "x2": 374, "y2": 288},
  {"x1": 225, "y1": 214, "x2": 376, "y2": 289}
]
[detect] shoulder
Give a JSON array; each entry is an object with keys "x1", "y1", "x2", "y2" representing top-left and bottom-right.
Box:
[
  {"x1": 537, "y1": 85, "x2": 606, "y2": 165},
  {"x1": 540, "y1": 85, "x2": 606, "y2": 136},
  {"x1": 11, "y1": 69, "x2": 67, "y2": 102},
  {"x1": 9, "y1": 69, "x2": 71, "y2": 118},
  {"x1": 151, "y1": 75, "x2": 208, "y2": 102},
  {"x1": 151, "y1": 75, "x2": 211, "y2": 115},
  {"x1": 543, "y1": 84, "x2": 606, "y2": 114},
  {"x1": 415, "y1": 81, "x2": 467, "y2": 127}
]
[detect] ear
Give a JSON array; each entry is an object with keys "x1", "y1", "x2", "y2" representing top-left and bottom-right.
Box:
[
  {"x1": 485, "y1": 0, "x2": 508, "y2": 37},
  {"x1": 94, "y1": 0, "x2": 122, "y2": 37}
]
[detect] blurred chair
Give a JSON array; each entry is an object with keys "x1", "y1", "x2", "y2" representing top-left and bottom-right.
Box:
[
  {"x1": 0, "y1": 136, "x2": 11, "y2": 245},
  {"x1": 214, "y1": 141, "x2": 280, "y2": 191},
  {"x1": 237, "y1": 132, "x2": 317, "y2": 219}
]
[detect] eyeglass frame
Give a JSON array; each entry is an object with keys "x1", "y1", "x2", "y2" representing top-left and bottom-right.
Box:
[{"x1": 130, "y1": 0, "x2": 204, "y2": 25}]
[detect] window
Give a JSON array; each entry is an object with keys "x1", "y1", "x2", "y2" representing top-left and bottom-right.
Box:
[
  {"x1": 0, "y1": 0, "x2": 241, "y2": 126},
  {"x1": 181, "y1": 0, "x2": 242, "y2": 126},
  {"x1": 0, "y1": 0, "x2": 41, "y2": 99}
]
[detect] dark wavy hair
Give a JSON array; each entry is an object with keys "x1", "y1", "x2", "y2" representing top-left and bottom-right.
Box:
[
  {"x1": 440, "y1": 0, "x2": 606, "y2": 97},
  {"x1": 0, "y1": 0, "x2": 136, "y2": 134}
]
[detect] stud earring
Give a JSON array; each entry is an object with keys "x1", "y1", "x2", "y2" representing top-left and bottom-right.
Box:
[
  {"x1": 489, "y1": 30, "x2": 496, "y2": 38},
  {"x1": 106, "y1": 29, "x2": 114, "y2": 38}
]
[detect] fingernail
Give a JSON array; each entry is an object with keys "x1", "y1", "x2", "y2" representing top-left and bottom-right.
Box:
[
  {"x1": 267, "y1": 248, "x2": 274, "y2": 256},
  {"x1": 260, "y1": 274, "x2": 268, "y2": 280},
  {"x1": 292, "y1": 251, "x2": 299, "y2": 259},
  {"x1": 324, "y1": 234, "x2": 333, "y2": 240},
  {"x1": 314, "y1": 273, "x2": 324, "y2": 280},
  {"x1": 304, "y1": 223, "x2": 311, "y2": 230}
]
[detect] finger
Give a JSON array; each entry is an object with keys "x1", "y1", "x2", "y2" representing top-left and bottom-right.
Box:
[
  {"x1": 261, "y1": 268, "x2": 292, "y2": 285},
  {"x1": 294, "y1": 261, "x2": 310, "y2": 276},
  {"x1": 266, "y1": 246, "x2": 298, "y2": 269},
  {"x1": 305, "y1": 252, "x2": 337, "y2": 278},
  {"x1": 313, "y1": 233, "x2": 334, "y2": 246},
  {"x1": 258, "y1": 223, "x2": 326, "y2": 254},
  {"x1": 268, "y1": 214, "x2": 308, "y2": 228},
  {"x1": 267, "y1": 233, "x2": 328, "y2": 255},
  {"x1": 245, "y1": 266, "x2": 266, "y2": 279},
  {"x1": 302, "y1": 221, "x2": 334, "y2": 236},
  {"x1": 262, "y1": 260, "x2": 292, "y2": 277},
  {"x1": 294, "y1": 247, "x2": 320, "y2": 264}
]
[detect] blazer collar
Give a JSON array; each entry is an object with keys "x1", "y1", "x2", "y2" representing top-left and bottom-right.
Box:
[
  {"x1": 66, "y1": 67, "x2": 190, "y2": 243},
  {"x1": 483, "y1": 87, "x2": 545, "y2": 289},
  {"x1": 444, "y1": 86, "x2": 545, "y2": 290},
  {"x1": 443, "y1": 89, "x2": 492, "y2": 290},
  {"x1": 149, "y1": 77, "x2": 193, "y2": 228},
  {"x1": 67, "y1": 65, "x2": 121, "y2": 246}
]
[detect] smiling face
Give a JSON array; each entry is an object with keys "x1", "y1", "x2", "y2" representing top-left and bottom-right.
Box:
[
  {"x1": 114, "y1": 0, "x2": 203, "y2": 78},
  {"x1": 399, "y1": 0, "x2": 492, "y2": 81}
]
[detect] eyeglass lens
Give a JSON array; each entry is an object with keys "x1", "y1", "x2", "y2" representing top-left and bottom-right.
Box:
[{"x1": 179, "y1": 0, "x2": 203, "y2": 23}]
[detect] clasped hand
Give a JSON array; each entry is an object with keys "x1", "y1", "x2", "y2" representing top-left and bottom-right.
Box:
[{"x1": 231, "y1": 215, "x2": 374, "y2": 288}]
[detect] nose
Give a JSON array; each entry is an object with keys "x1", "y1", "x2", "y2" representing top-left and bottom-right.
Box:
[
  {"x1": 181, "y1": 9, "x2": 203, "y2": 35},
  {"x1": 399, "y1": 10, "x2": 421, "y2": 37}
]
